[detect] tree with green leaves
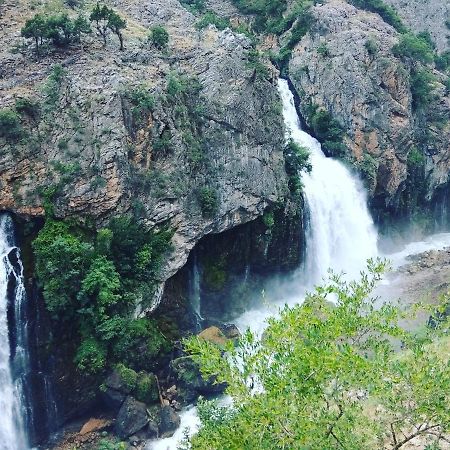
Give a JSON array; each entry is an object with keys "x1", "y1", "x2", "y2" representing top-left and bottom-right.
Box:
[
  {"x1": 21, "y1": 14, "x2": 47, "y2": 55},
  {"x1": 184, "y1": 260, "x2": 450, "y2": 449},
  {"x1": 90, "y1": 3, "x2": 126, "y2": 50},
  {"x1": 107, "y1": 10, "x2": 126, "y2": 51}
]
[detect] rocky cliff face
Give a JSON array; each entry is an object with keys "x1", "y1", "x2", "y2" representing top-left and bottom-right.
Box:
[
  {"x1": 384, "y1": 0, "x2": 450, "y2": 53},
  {"x1": 0, "y1": 0, "x2": 289, "y2": 291},
  {"x1": 286, "y1": 0, "x2": 450, "y2": 225}
]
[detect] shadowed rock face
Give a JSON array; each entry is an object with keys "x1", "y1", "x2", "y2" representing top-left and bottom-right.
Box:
[
  {"x1": 0, "y1": 0, "x2": 288, "y2": 291},
  {"x1": 287, "y1": 0, "x2": 450, "y2": 217}
]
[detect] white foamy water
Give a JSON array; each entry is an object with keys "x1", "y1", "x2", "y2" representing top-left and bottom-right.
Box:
[{"x1": 0, "y1": 215, "x2": 28, "y2": 450}]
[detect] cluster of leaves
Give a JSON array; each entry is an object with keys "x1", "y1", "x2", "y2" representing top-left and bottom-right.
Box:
[
  {"x1": 348, "y1": 0, "x2": 406, "y2": 32},
  {"x1": 149, "y1": 25, "x2": 169, "y2": 50},
  {"x1": 184, "y1": 261, "x2": 450, "y2": 449},
  {"x1": 305, "y1": 104, "x2": 347, "y2": 157},
  {"x1": 283, "y1": 139, "x2": 311, "y2": 196},
  {"x1": 180, "y1": 0, "x2": 206, "y2": 14},
  {"x1": 231, "y1": 0, "x2": 286, "y2": 33},
  {"x1": 33, "y1": 216, "x2": 173, "y2": 374},
  {"x1": 123, "y1": 84, "x2": 155, "y2": 130},
  {"x1": 245, "y1": 49, "x2": 270, "y2": 80},
  {"x1": 0, "y1": 108, "x2": 24, "y2": 141},
  {"x1": 393, "y1": 32, "x2": 435, "y2": 65},
  {"x1": 89, "y1": 3, "x2": 126, "y2": 50},
  {"x1": 197, "y1": 187, "x2": 219, "y2": 217},
  {"x1": 21, "y1": 12, "x2": 90, "y2": 55},
  {"x1": 196, "y1": 11, "x2": 231, "y2": 31}
]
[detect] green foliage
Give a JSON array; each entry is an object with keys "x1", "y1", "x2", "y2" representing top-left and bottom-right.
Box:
[
  {"x1": 135, "y1": 372, "x2": 159, "y2": 404},
  {"x1": 42, "y1": 64, "x2": 66, "y2": 110},
  {"x1": 274, "y1": 4, "x2": 313, "y2": 71},
  {"x1": 348, "y1": 0, "x2": 405, "y2": 32},
  {"x1": 262, "y1": 211, "x2": 275, "y2": 229},
  {"x1": 245, "y1": 49, "x2": 269, "y2": 80},
  {"x1": 115, "y1": 363, "x2": 138, "y2": 391},
  {"x1": 180, "y1": 0, "x2": 206, "y2": 14},
  {"x1": 74, "y1": 337, "x2": 107, "y2": 373},
  {"x1": 149, "y1": 25, "x2": 169, "y2": 49},
  {"x1": 203, "y1": 256, "x2": 227, "y2": 291},
  {"x1": 0, "y1": 108, "x2": 24, "y2": 141},
  {"x1": 392, "y1": 33, "x2": 435, "y2": 64},
  {"x1": 96, "y1": 439, "x2": 127, "y2": 450},
  {"x1": 434, "y1": 51, "x2": 450, "y2": 72},
  {"x1": 90, "y1": 3, "x2": 126, "y2": 49},
  {"x1": 124, "y1": 85, "x2": 155, "y2": 129},
  {"x1": 15, "y1": 97, "x2": 40, "y2": 119},
  {"x1": 185, "y1": 261, "x2": 450, "y2": 449},
  {"x1": 410, "y1": 68, "x2": 436, "y2": 110},
  {"x1": 231, "y1": 0, "x2": 287, "y2": 33},
  {"x1": 306, "y1": 104, "x2": 347, "y2": 157},
  {"x1": 357, "y1": 153, "x2": 378, "y2": 187},
  {"x1": 364, "y1": 38, "x2": 378, "y2": 56},
  {"x1": 196, "y1": 11, "x2": 230, "y2": 31},
  {"x1": 407, "y1": 145, "x2": 425, "y2": 168},
  {"x1": 33, "y1": 216, "x2": 173, "y2": 374},
  {"x1": 316, "y1": 42, "x2": 329, "y2": 57},
  {"x1": 284, "y1": 139, "x2": 311, "y2": 196},
  {"x1": 197, "y1": 187, "x2": 219, "y2": 217},
  {"x1": 21, "y1": 12, "x2": 91, "y2": 54},
  {"x1": 33, "y1": 220, "x2": 94, "y2": 316}
]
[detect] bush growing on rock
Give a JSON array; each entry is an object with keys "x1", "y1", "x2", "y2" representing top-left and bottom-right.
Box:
[
  {"x1": 197, "y1": 187, "x2": 219, "y2": 217},
  {"x1": 392, "y1": 33, "x2": 435, "y2": 64},
  {"x1": 0, "y1": 108, "x2": 24, "y2": 141},
  {"x1": 149, "y1": 25, "x2": 169, "y2": 50},
  {"x1": 348, "y1": 0, "x2": 405, "y2": 32}
]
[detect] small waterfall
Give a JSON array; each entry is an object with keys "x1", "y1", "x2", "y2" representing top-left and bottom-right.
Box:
[
  {"x1": 189, "y1": 254, "x2": 203, "y2": 330},
  {"x1": 278, "y1": 80, "x2": 378, "y2": 283},
  {"x1": 0, "y1": 214, "x2": 29, "y2": 450}
]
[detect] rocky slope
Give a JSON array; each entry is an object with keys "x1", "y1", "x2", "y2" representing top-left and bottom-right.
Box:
[
  {"x1": 0, "y1": 0, "x2": 288, "y2": 292},
  {"x1": 287, "y1": 0, "x2": 450, "y2": 225},
  {"x1": 384, "y1": 0, "x2": 450, "y2": 53}
]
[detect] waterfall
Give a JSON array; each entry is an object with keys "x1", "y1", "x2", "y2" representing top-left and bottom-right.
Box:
[
  {"x1": 189, "y1": 254, "x2": 203, "y2": 330},
  {"x1": 278, "y1": 79, "x2": 378, "y2": 283},
  {"x1": 0, "y1": 214, "x2": 29, "y2": 450}
]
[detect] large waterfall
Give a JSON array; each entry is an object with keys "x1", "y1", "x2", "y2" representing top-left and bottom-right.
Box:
[
  {"x1": 0, "y1": 214, "x2": 28, "y2": 450},
  {"x1": 278, "y1": 79, "x2": 378, "y2": 283}
]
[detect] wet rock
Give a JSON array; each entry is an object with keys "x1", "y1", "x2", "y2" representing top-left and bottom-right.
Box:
[
  {"x1": 115, "y1": 396, "x2": 149, "y2": 439},
  {"x1": 159, "y1": 405, "x2": 181, "y2": 438},
  {"x1": 101, "y1": 387, "x2": 127, "y2": 412}
]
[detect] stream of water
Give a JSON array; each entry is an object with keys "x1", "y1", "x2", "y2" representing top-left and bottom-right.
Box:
[{"x1": 0, "y1": 214, "x2": 29, "y2": 450}]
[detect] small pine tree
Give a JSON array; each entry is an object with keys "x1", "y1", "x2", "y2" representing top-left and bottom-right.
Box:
[
  {"x1": 21, "y1": 14, "x2": 47, "y2": 55},
  {"x1": 107, "y1": 10, "x2": 126, "y2": 51}
]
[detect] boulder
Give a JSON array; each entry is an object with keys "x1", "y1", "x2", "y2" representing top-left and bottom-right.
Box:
[
  {"x1": 198, "y1": 326, "x2": 228, "y2": 346},
  {"x1": 159, "y1": 405, "x2": 181, "y2": 438},
  {"x1": 135, "y1": 372, "x2": 160, "y2": 405},
  {"x1": 115, "y1": 396, "x2": 149, "y2": 439},
  {"x1": 79, "y1": 418, "x2": 112, "y2": 435},
  {"x1": 101, "y1": 387, "x2": 126, "y2": 412}
]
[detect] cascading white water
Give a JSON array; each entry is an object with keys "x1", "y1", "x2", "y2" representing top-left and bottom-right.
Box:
[
  {"x1": 147, "y1": 81, "x2": 380, "y2": 450},
  {"x1": 278, "y1": 79, "x2": 378, "y2": 284},
  {"x1": 0, "y1": 214, "x2": 28, "y2": 450}
]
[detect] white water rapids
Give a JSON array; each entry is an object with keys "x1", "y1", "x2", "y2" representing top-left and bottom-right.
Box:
[{"x1": 0, "y1": 215, "x2": 28, "y2": 450}]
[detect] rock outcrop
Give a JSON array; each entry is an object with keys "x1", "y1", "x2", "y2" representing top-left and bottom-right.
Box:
[
  {"x1": 384, "y1": 0, "x2": 450, "y2": 53},
  {"x1": 0, "y1": 0, "x2": 288, "y2": 298},
  {"x1": 287, "y1": 0, "x2": 450, "y2": 219}
]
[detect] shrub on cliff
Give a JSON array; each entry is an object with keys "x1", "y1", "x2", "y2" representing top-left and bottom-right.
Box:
[
  {"x1": 149, "y1": 25, "x2": 169, "y2": 49},
  {"x1": 90, "y1": 3, "x2": 126, "y2": 50},
  {"x1": 392, "y1": 33, "x2": 435, "y2": 64},
  {"x1": 0, "y1": 108, "x2": 24, "y2": 141},
  {"x1": 184, "y1": 261, "x2": 450, "y2": 449}
]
